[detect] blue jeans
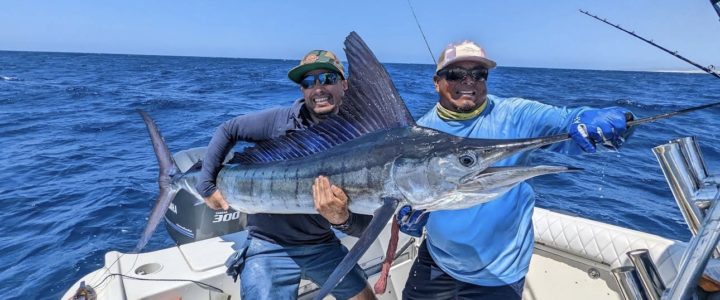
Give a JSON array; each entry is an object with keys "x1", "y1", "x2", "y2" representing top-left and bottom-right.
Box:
[
  {"x1": 239, "y1": 238, "x2": 368, "y2": 300},
  {"x1": 402, "y1": 241, "x2": 525, "y2": 300}
]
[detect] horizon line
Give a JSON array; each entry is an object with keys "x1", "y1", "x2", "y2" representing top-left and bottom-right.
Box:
[{"x1": 0, "y1": 48, "x2": 711, "y2": 75}]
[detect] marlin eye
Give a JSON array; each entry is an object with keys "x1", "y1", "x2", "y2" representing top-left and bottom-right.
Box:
[{"x1": 459, "y1": 154, "x2": 476, "y2": 167}]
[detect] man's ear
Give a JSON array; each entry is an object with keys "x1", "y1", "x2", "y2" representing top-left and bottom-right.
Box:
[
  {"x1": 433, "y1": 75, "x2": 441, "y2": 93},
  {"x1": 342, "y1": 80, "x2": 348, "y2": 91}
]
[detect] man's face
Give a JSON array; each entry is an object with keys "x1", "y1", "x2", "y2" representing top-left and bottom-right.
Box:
[
  {"x1": 300, "y1": 69, "x2": 348, "y2": 117},
  {"x1": 434, "y1": 61, "x2": 488, "y2": 113}
]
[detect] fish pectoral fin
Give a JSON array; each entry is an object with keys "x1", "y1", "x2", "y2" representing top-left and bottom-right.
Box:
[{"x1": 313, "y1": 197, "x2": 400, "y2": 300}]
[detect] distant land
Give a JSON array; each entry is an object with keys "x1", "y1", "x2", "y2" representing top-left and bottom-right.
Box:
[{"x1": 649, "y1": 69, "x2": 710, "y2": 74}]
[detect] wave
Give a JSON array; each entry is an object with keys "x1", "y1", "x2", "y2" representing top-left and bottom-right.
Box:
[
  {"x1": 126, "y1": 97, "x2": 192, "y2": 110},
  {"x1": 65, "y1": 86, "x2": 100, "y2": 98},
  {"x1": 614, "y1": 98, "x2": 644, "y2": 107}
]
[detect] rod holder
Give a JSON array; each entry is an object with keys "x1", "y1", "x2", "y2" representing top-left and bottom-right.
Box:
[
  {"x1": 653, "y1": 137, "x2": 720, "y2": 299},
  {"x1": 653, "y1": 142, "x2": 704, "y2": 235},
  {"x1": 627, "y1": 249, "x2": 666, "y2": 300},
  {"x1": 663, "y1": 194, "x2": 720, "y2": 300},
  {"x1": 612, "y1": 266, "x2": 648, "y2": 300},
  {"x1": 672, "y1": 137, "x2": 708, "y2": 189},
  {"x1": 654, "y1": 138, "x2": 720, "y2": 259}
]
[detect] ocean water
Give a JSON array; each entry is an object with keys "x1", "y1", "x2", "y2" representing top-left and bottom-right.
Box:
[{"x1": 1, "y1": 50, "x2": 719, "y2": 299}]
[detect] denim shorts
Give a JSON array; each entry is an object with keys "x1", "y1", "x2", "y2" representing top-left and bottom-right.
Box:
[
  {"x1": 402, "y1": 241, "x2": 525, "y2": 300},
  {"x1": 239, "y1": 238, "x2": 368, "y2": 300}
]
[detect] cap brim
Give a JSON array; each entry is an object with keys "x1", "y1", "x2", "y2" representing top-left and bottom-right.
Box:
[
  {"x1": 288, "y1": 62, "x2": 344, "y2": 83},
  {"x1": 437, "y1": 57, "x2": 497, "y2": 72}
]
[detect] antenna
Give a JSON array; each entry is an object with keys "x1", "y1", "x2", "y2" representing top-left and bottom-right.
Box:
[
  {"x1": 580, "y1": 9, "x2": 720, "y2": 80},
  {"x1": 407, "y1": 0, "x2": 436, "y2": 65}
]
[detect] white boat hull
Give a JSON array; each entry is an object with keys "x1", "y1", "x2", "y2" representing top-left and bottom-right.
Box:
[{"x1": 65, "y1": 206, "x2": 719, "y2": 299}]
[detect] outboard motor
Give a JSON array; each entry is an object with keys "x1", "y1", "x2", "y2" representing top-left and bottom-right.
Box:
[
  {"x1": 165, "y1": 147, "x2": 246, "y2": 245},
  {"x1": 164, "y1": 188, "x2": 246, "y2": 245}
]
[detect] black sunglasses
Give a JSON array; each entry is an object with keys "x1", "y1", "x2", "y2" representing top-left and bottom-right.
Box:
[
  {"x1": 437, "y1": 67, "x2": 488, "y2": 82},
  {"x1": 299, "y1": 72, "x2": 341, "y2": 89}
]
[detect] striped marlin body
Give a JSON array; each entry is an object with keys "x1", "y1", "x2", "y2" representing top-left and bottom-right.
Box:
[
  {"x1": 180, "y1": 125, "x2": 574, "y2": 216},
  {"x1": 135, "y1": 32, "x2": 578, "y2": 298}
]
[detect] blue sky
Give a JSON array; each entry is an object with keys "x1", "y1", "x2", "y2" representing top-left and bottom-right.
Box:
[{"x1": 1, "y1": 1, "x2": 718, "y2": 71}]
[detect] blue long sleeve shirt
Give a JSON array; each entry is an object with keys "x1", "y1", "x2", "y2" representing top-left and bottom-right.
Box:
[{"x1": 417, "y1": 95, "x2": 588, "y2": 286}]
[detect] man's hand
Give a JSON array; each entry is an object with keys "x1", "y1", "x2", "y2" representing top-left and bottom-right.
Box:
[
  {"x1": 313, "y1": 175, "x2": 350, "y2": 225},
  {"x1": 396, "y1": 205, "x2": 429, "y2": 237},
  {"x1": 569, "y1": 107, "x2": 634, "y2": 153},
  {"x1": 204, "y1": 190, "x2": 230, "y2": 210}
]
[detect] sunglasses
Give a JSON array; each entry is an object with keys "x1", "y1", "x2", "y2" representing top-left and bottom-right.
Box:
[
  {"x1": 437, "y1": 67, "x2": 489, "y2": 82},
  {"x1": 299, "y1": 72, "x2": 341, "y2": 89}
]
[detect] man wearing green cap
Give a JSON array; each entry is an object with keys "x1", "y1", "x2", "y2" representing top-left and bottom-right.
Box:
[{"x1": 196, "y1": 50, "x2": 375, "y2": 300}]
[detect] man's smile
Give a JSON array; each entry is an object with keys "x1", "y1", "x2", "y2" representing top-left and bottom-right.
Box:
[{"x1": 314, "y1": 96, "x2": 330, "y2": 105}]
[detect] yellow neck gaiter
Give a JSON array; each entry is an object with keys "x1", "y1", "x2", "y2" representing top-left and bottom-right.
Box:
[{"x1": 436, "y1": 100, "x2": 487, "y2": 121}]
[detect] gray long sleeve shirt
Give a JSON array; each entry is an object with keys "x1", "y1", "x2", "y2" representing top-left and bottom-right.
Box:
[{"x1": 196, "y1": 99, "x2": 371, "y2": 245}]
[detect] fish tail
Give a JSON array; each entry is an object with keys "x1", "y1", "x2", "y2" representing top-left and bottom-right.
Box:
[{"x1": 134, "y1": 110, "x2": 181, "y2": 253}]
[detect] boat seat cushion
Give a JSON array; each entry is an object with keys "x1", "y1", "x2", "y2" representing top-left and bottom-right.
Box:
[{"x1": 533, "y1": 207, "x2": 687, "y2": 285}]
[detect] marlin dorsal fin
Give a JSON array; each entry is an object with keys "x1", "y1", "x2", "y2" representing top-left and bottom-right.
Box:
[{"x1": 235, "y1": 32, "x2": 415, "y2": 164}]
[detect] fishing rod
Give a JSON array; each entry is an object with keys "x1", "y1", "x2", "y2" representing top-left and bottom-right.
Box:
[
  {"x1": 712, "y1": 0, "x2": 720, "y2": 21},
  {"x1": 406, "y1": 0, "x2": 436, "y2": 64},
  {"x1": 579, "y1": 9, "x2": 720, "y2": 80},
  {"x1": 627, "y1": 100, "x2": 720, "y2": 127}
]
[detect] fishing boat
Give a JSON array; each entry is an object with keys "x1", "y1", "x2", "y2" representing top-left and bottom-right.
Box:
[
  {"x1": 64, "y1": 4, "x2": 720, "y2": 298},
  {"x1": 63, "y1": 136, "x2": 720, "y2": 299}
]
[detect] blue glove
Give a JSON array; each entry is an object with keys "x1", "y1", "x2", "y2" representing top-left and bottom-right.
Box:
[
  {"x1": 568, "y1": 107, "x2": 634, "y2": 153},
  {"x1": 396, "y1": 205, "x2": 429, "y2": 237}
]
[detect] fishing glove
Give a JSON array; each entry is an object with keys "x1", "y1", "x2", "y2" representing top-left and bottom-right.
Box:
[
  {"x1": 396, "y1": 205, "x2": 429, "y2": 237},
  {"x1": 568, "y1": 107, "x2": 635, "y2": 153}
]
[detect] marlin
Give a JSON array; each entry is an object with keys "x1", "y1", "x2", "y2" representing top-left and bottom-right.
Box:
[{"x1": 136, "y1": 32, "x2": 720, "y2": 298}]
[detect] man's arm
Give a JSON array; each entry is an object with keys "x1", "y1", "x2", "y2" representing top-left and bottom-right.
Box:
[
  {"x1": 196, "y1": 109, "x2": 286, "y2": 209},
  {"x1": 504, "y1": 98, "x2": 589, "y2": 154},
  {"x1": 509, "y1": 98, "x2": 632, "y2": 154},
  {"x1": 313, "y1": 176, "x2": 372, "y2": 237}
]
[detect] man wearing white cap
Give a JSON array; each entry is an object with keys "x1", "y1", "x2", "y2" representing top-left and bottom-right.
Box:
[{"x1": 398, "y1": 41, "x2": 634, "y2": 299}]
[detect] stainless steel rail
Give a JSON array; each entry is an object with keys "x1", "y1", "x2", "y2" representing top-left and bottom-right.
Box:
[
  {"x1": 627, "y1": 249, "x2": 666, "y2": 300},
  {"x1": 612, "y1": 266, "x2": 650, "y2": 300},
  {"x1": 662, "y1": 193, "x2": 720, "y2": 300},
  {"x1": 653, "y1": 139, "x2": 705, "y2": 236},
  {"x1": 651, "y1": 137, "x2": 720, "y2": 300},
  {"x1": 673, "y1": 137, "x2": 708, "y2": 188}
]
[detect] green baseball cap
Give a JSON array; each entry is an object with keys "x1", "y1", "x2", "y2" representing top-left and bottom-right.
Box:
[{"x1": 288, "y1": 50, "x2": 346, "y2": 84}]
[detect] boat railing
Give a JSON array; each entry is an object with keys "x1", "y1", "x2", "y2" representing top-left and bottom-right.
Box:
[
  {"x1": 612, "y1": 265, "x2": 647, "y2": 300},
  {"x1": 653, "y1": 137, "x2": 720, "y2": 299},
  {"x1": 654, "y1": 137, "x2": 713, "y2": 241},
  {"x1": 627, "y1": 249, "x2": 667, "y2": 300},
  {"x1": 612, "y1": 136, "x2": 720, "y2": 300}
]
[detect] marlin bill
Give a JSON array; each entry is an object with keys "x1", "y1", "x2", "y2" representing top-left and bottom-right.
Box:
[{"x1": 134, "y1": 32, "x2": 578, "y2": 253}]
